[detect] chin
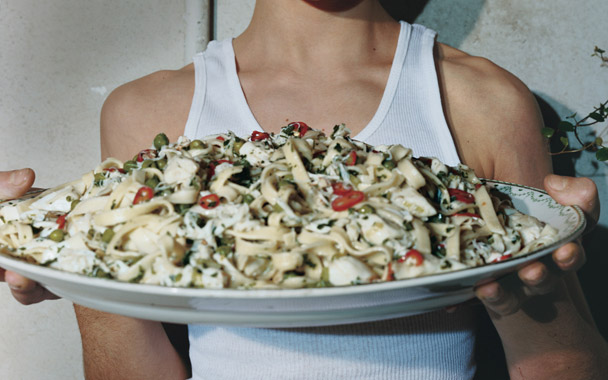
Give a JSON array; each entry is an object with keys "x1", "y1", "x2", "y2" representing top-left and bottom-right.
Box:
[{"x1": 304, "y1": 0, "x2": 366, "y2": 12}]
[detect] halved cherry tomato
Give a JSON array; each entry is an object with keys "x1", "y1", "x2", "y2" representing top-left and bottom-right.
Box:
[
  {"x1": 331, "y1": 182, "x2": 353, "y2": 196},
  {"x1": 136, "y1": 149, "x2": 157, "y2": 163},
  {"x1": 133, "y1": 186, "x2": 154, "y2": 204},
  {"x1": 453, "y1": 212, "x2": 481, "y2": 219},
  {"x1": 288, "y1": 121, "x2": 309, "y2": 137},
  {"x1": 344, "y1": 151, "x2": 357, "y2": 166},
  {"x1": 251, "y1": 131, "x2": 271, "y2": 141},
  {"x1": 56, "y1": 214, "x2": 67, "y2": 230},
  {"x1": 398, "y1": 249, "x2": 424, "y2": 266},
  {"x1": 199, "y1": 194, "x2": 220, "y2": 209},
  {"x1": 448, "y1": 188, "x2": 475, "y2": 204},
  {"x1": 104, "y1": 167, "x2": 126, "y2": 174},
  {"x1": 491, "y1": 254, "x2": 512, "y2": 263},
  {"x1": 331, "y1": 191, "x2": 365, "y2": 211}
]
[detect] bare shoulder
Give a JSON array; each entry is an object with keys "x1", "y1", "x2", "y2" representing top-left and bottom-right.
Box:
[
  {"x1": 435, "y1": 43, "x2": 551, "y2": 187},
  {"x1": 100, "y1": 65, "x2": 195, "y2": 161}
]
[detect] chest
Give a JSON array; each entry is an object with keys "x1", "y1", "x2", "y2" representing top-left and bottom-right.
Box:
[{"x1": 237, "y1": 64, "x2": 391, "y2": 136}]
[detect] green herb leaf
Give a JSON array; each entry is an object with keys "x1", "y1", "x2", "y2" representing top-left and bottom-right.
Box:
[
  {"x1": 558, "y1": 121, "x2": 575, "y2": 132},
  {"x1": 560, "y1": 137, "x2": 569, "y2": 147},
  {"x1": 541, "y1": 127, "x2": 555, "y2": 138},
  {"x1": 596, "y1": 147, "x2": 608, "y2": 161},
  {"x1": 589, "y1": 112, "x2": 605, "y2": 122}
]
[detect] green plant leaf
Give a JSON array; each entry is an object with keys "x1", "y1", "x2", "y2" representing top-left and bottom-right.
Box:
[
  {"x1": 589, "y1": 112, "x2": 605, "y2": 122},
  {"x1": 541, "y1": 127, "x2": 555, "y2": 138},
  {"x1": 595, "y1": 147, "x2": 608, "y2": 161},
  {"x1": 595, "y1": 137, "x2": 604, "y2": 146},
  {"x1": 558, "y1": 121, "x2": 575, "y2": 132},
  {"x1": 560, "y1": 137, "x2": 569, "y2": 147}
]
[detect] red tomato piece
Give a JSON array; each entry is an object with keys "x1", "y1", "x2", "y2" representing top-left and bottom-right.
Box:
[
  {"x1": 251, "y1": 131, "x2": 271, "y2": 141},
  {"x1": 104, "y1": 167, "x2": 126, "y2": 174},
  {"x1": 199, "y1": 194, "x2": 220, "y2": 209},
  {"x1": 331, "y1": 191, "x2": 365, "y2": 211},
  {"x1": 288, "y1": 121, "x2": 309, "y2": 137},
  {"x1": 386, "y1": 262, "x2": 395, "y2": 281},
  {"x1": 331, "y1": 182, "x2": 353, "y2": 196},
  {"x1": 344, "y1": 151, "x2": 357, "y2": 166},
  {"x1": 136, "y1": 149, "x2": 157, "y2": 163},
  {"x1": 398, "y1": 249, "x2": 424, "y2": 266},
  {"x1": 491, "y1": 254, "x2": 512, "y2": 263},
  {"x1": 216, "y1": 136, "x2": 225, "y2": 141},
  {"x1": 56, "y1": 214, "x2": 67, "y2": 230},
  {"x1": 133, "y1": 186, "x2": 154, "y2": 205},
  {"x1": 448, "y1": 188, "x2": 475, "y2": 204}
]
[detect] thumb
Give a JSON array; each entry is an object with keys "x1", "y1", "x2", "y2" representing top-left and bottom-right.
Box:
[
  {"x1": 0, "y1": 169, "x2": 36, "y2": 199},
  {"x1": 544, "y1": 174, "x2": 599, "y2": 227}
]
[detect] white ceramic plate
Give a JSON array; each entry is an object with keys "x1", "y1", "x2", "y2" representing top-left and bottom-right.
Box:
[{"x1": 0, "y1": 180, "x2": 585, "y2": 327}]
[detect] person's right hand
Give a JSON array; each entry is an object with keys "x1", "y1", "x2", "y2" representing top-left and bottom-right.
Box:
[{"x1": 0, "y1": 169, "x2": 59, "y2": 304}]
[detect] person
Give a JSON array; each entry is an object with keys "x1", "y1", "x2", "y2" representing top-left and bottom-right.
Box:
[{"x1": 2, "y1": 1, "x2": 607, "y2": 379}]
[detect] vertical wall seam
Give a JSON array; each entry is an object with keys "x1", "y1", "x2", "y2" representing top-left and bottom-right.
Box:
[{"x1": 184, "y1": 0, "x2": 211, "y2": 64}]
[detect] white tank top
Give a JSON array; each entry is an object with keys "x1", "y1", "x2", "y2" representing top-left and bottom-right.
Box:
[{"x1": 184, "y1": 22, "x2": 475, "y2": 380}]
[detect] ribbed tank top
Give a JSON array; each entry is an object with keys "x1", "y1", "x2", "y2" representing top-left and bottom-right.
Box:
[{"x1": 184, "y1": 22, "x2": 476, "y2": 380}]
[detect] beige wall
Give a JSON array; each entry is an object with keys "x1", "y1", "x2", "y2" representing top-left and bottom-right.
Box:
[{"x1": 1, "y1": 1, "x2": 606, "y2": 378}]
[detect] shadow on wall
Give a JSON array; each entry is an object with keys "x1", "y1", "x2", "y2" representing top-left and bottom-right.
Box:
[{"x1": 381, "y1": 0, "x2": 486, "y2": 48}]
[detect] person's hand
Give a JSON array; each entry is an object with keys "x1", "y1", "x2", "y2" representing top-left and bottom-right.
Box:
[
  {"x1": 0, "y1": 169, "x2": 59, "y2": 304},
  {"x1": 474, "y1": 174, "x2": 599, "y2": 316}
]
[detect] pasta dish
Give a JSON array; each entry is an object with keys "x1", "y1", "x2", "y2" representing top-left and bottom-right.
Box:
[{"x1": 0, "y1": 123, "x2": 558, "y2": 289}]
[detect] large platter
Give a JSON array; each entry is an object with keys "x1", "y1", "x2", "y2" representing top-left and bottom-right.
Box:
[{"x1": 0, "y1": 180, "x2": 585, "y2": 327}]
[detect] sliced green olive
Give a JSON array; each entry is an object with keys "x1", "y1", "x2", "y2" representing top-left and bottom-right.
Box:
[
  {"x1": 141, "y1": 159, "x2": 156, "y2": 169},
  {"x1": 102, "y1": 228, "x2": 115, "y2": 244},
  {"x1": 94, "y1": 172, "x2": 106, "y2": 183},
  {"x1": 189, "y1": 140, "x2": 205, "y2": 150},
  {"x1": 358, "y1": 204, "x2": 375, "y2": 214},
  {"x1": 242, "y1": 194, "x2": 255, "y2": 204},
  {"x1": 49, "y1": 229, "x2": 65, "y2": 242},
  {"x1": 156, "y1": 157, "x2": 167, "y2": 170},
  {"x1": 153, "y1": 133, "x2": 170, "y2": 150},
  {"x1": 382, "y1": 159, "x2": 396, "y2": 170},
  {"x1": 123, "y1": 160, "x2": 138, "y2": 172}
]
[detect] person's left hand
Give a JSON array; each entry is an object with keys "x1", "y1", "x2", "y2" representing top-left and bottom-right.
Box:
[{"x1": 474, "y1": 174, "x2": 599, "y2": 316}]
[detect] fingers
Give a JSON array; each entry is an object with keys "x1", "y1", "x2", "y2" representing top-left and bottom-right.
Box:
[
  {"x1": 0, "y1": 169, "x2": 36, "y2": 199},
  {"x1": 3, "y1": 270, "x2": 58, "y2": 305},
  {"x1": 475, "y1": 279, "x2": 522, "y2": 317},
  {"x1": 552, "y1": 241, "x2": 586, "y2": 272},
  {"x1": 544, "y1": 174, "x2": 600, "y2": 229}
]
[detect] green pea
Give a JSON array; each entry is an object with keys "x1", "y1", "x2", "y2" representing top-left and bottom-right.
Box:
[
  {"x1": 156, "y1": 157, "x2": 167, "y2": 170},
  {"x1": 216, "y1": 245, "x2": 232, "y2": 256},
  {"x1": 382, "y1": 159, "x2": 396, "y2": 170},
  {"x1": 242, "y1": 194, "x2": 254, "y2": 204},
  {"x1": 159, "y1": 188, "x2": 173, "y2": 197},
  {"x1": 189, "y1": 140, "x2": 205, "y2": 150},
  {"x1": 233, "y1": 140, "x2": 244, "y2": 154},
  {"x1": 123, "y1": 160, "x2": 138, "y2": 173},
  {"x1": 145, "y1": 176, "x2": 160, "y2": 189},
  {"x1": 141, "y1": 159, "x2": 157, "y2": 169},
  {"x1": 358, "y1": 204, "x2": 375, "y2": 214},
  {"x1": 49, "y1": 229, "x2": 65, "y2": 242},
  {"x1": 102, "y1": 228, "x2": 115, "y2": 244},
  {"x1": 153, "y1": 133, "x2": 170, "y2": 150}
]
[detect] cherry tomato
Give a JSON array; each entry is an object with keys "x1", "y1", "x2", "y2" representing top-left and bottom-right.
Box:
[
  {"x1": 133, "y1": 186, "x2": 154, "y2": 204},
  {"x1": 331, "y1": 191, "x2": 365, "y2": 211},
  {"x1": 251, "y1": 131, "x2": 271, "y2": 141},
  {"x1": 136, "y1": 149, "x2": 157, "y2": 163},
  {"x1": 331, "y1": 182, "x2": 353, "y2": 196},
  {"x1": 398, "y1": 249, "x2": 424, "y2": 266},
  {"x1": 199, "y1": 194, "x2": 220, "y2": 209},
  {"x1": 288, "y1": 121, "x2": 309, "y2": 137},
  {"x1": 56, "y1": 214, "x2": 67, "y2": 230},
  {"x1": 448, "y1": 188, "x2": 475, "y2": 204}
]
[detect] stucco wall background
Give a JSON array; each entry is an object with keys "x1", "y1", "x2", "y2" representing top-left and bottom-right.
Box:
[{"x1": 1, "y1": 1, "x2": 606, "y2": 378}]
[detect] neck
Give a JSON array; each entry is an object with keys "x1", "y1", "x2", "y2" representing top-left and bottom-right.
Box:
[{"x1": 234, "y1": 0, "x2": 398, "y2": 69}]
